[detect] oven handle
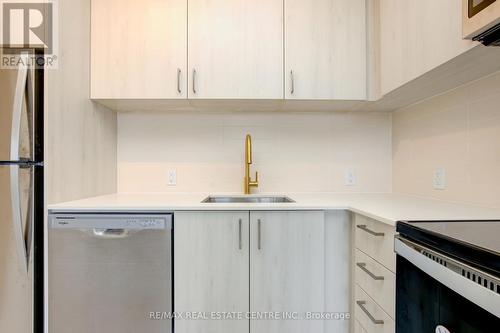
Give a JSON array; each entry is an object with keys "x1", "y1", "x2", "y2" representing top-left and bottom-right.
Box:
[{"x1": 395, "y1": 237, "x2": 500, "y2": 318}]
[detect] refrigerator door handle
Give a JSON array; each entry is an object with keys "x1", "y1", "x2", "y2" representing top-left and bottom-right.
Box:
[
  {"x1": 26, "y1": 56, "x2": 35, "y2": 159},
  {"x1": 10, "y1": 53, "x2": 29, "y2": 162},
  {"x1": 10, "y1": 165, "x2": 29, "y2": 274}
]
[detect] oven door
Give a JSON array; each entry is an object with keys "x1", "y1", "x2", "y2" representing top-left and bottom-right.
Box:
[
  {"x1": 395, "y1": 237, "x2": 500, "y2": 333},
  {"x1": 463, "y1": 0, "x2": 500, "y2": 38}
]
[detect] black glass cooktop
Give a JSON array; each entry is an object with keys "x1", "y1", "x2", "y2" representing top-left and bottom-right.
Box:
[{"x1": 397, "y1": 220, "x2": 500, "y2": 278}]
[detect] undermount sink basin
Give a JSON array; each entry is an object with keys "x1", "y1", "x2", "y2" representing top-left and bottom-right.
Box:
[{"x1": 201, "y1": 196, "x2": 295, "y2": 204}]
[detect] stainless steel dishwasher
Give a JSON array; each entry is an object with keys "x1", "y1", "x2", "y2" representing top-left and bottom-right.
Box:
[{"x1": 47, "y1": 213, "x2": 173, "y2": 333}]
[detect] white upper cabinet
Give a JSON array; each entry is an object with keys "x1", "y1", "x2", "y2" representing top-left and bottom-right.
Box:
[
  {"x1": 91, "y1": 0, "x2": 187, "y2": 99},
  {"x1": 187, "y1": 0, "x2": 283, "y2": 99},
  {"x1": 91, "y1": 0, "x2": 369, "y2": 101},
  {"x1": 89, "y1": 0, "x2": 483, "y2": 104},
  {"x1": 380, "y1": 0, "x2": 476, "y2": 96},
  {"x1": 285, "y1": 0, "x2": 367, "y2": 100}
]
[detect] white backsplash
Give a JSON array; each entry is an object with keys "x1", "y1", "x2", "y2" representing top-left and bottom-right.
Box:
[
  {"x1": 393, "y1": 71, "x2": 500, "y2": 208},
  {"x1": 117, "y1": 110, "x2": 392, "y2": 193}
]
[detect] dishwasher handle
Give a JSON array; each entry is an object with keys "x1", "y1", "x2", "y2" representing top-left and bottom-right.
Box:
[{"x1": 92, "y1": 228, "x2": 130, "y2": 239}]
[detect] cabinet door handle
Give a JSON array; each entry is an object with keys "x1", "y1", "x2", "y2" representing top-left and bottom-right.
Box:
[
  {"x1": 290, "y1": 70, "x2": 294, "y2": 95},
  {"x1": 257, "y1": 219, "x2": 262, "y2": 250},
  {"x1": 192, "y1": 69, "x2": 197, "y2": 94},
  {"x1": 356, "y1": 224, "x2": 385, "y2": 237},
  {"x1": 356, "y1": 301, "x2": 384, "y2": 325},
  {"x1": 238, "y1": 219, "x2": 242, "y2": 250},
  {"x1": 177, "y1": 68, "x2": 182, "y2": 94},
  {"x1": 356, "y1": 263, "x2": 385, "y2": 280}
]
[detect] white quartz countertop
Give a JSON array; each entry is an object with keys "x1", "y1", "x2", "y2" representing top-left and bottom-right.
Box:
[{"x1": 47, "y1": 193, "x2": 500, "y2": 227}]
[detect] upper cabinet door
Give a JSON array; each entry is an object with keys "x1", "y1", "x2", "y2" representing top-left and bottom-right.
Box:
[
  {"x1": 188, "y1": 0, "x2": 283, "y2": 99},
  {"x1": 285, "y1": 0, "x2": 367, "y2": 100},
  {"x1": 91, "y1": 0, "x2": 187, "y2": 99},
  {"x1": 380, "y1": 0, "x2": 475, "y2": 96}
]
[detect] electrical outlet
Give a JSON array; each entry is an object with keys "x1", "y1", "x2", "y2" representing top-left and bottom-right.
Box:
[
  {"x1": 345, "y1": 169, "x2": 356, "y2": 186},
  {"x1": 433, "y1": 168, "x2": 446, "y2": 190},
  {"x1": 167, "y1": 170, "x2": 177, "y2": 186}
]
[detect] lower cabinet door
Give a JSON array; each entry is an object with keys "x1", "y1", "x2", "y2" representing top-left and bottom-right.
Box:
[
  {"x1": 249, "y1": 211, "x2": 325, "y2": 333},
  {"x1": 174, "y1": 211, "x2": 250, "y2": 333}
]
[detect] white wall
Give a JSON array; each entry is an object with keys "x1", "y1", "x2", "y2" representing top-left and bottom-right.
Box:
[
  {"x1": 393, "y1": 71, "x2": 500, "y2": 208},
  {"x1": 117, "y1": 111, "x2": 392, "y2": 193},
  {"x1": 46, "y1": 0, "x2": 117, "y2": 204}
]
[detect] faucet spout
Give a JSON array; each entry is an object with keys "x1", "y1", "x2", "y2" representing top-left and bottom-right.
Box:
[
  {"x1": 245, "y1": 134, "x2": 253, "y2": 165},
  {"x1": 244, "y1": 134, "x2": 259, "y2": 194}
]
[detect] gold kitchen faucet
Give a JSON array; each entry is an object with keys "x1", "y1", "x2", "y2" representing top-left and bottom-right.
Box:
[{"x1": 244, "y1": 134, "x2": 259, "y2": 194}]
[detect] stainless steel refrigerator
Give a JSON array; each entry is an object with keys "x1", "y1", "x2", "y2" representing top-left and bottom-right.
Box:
[{"x1": 0, "y1": 50, "x2": 44, "y2": 333}]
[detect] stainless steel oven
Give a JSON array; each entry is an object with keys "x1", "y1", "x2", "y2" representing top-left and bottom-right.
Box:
[
  {"x1": 395, "y1": 221, "x2": 500, "y2": 332},
  {"x1": 47, "y1": 213, "x2": 173, "y2": 333}
]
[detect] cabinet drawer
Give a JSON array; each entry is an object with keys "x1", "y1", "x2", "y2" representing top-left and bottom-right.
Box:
[
  {"x1": 354, "y1": 285, "x2": 395, "y2": 333},
  {"x1": 354, "y1": 214, "x2": 396, "y2": 272},
  {"x1": 355, "y1": 249, "x2": 395, "y2": 318}
]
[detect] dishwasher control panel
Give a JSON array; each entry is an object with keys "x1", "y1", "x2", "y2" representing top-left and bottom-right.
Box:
[{"x1": 49, "y1": 213, "x2": 172, "y2": 230}]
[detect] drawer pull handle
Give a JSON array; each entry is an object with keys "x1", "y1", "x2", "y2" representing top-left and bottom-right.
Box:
[
  {"x1": 357, "y1": 224, "x2": 385, "y2": 237},
  {"x1": 356, "y1": 300, "x2": 384, "y2": 325},
  {"x1": 357, "y1": 263, "x2": 385, "y2": 280}
]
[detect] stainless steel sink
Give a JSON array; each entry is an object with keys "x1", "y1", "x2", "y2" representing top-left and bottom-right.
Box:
[{"x1": 201, "y1": 196, "x2": 295, "y2": 203}]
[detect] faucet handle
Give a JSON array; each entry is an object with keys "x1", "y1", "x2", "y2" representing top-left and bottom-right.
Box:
[{"x1": 249, "y1": 171, "x2": 259, "y2": 187}]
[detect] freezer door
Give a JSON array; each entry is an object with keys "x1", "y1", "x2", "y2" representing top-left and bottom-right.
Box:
[
  {"x1": 0, "y1": 54, "x2": 34, "y2": 162},
  {"x1": 0, "y1": 164, "x2": 34, "y2": 274}
]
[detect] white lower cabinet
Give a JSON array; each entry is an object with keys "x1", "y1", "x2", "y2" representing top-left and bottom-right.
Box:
[
  {"x1": 249, "y1": 211, "x2": 325, "y2": 333},
  {"x1": 174, "y1": 210, "x2": 329, "y2": 333},
  {"x1": 174, "y1": 211, "x2": 250, "y2": 333},
  {"x1": 355, "y1": 249, "x2": 395, "y2": 318},
  {"x1": 353, "y1": 214, "x2": 396, "y2": 333},
  {"x1": 175, "y1": 211, "x2": 397, "y2": 333}
]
